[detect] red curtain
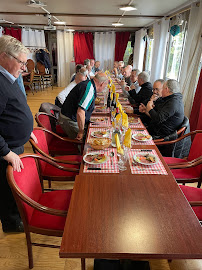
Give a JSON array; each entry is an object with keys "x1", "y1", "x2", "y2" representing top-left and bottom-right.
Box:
[
  {"x1": 189, "y1": 68, "x2": 202, "y2": 131},
  {"x1": 74, "y1": 32, "x2": 94, "y2": 65},
  {"x1": 114, "y1": 32, "x2": 130, "y2": 61},
  {"x1": 4, "y1": 27, "x2": 21, "y2": 41}
]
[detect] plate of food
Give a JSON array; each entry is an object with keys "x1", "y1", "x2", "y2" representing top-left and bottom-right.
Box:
[
  {"x1": 89, "y1": 138, "x2": 111, "y2": 150},
  {"x1": 91, "y1": 130, "x2": 110, "y2": 138},
  {"x1": 128, "y1": 117, "x2": 140, "y2": 124},
  {"x1": 83, "y1": 152, "x2": 109, "y2": 165},
  {"x1": 133, "y1": 153, "x2": 158, "y2": 166},
  {"x1": 132, "y1": 133, "x2": 152, "y2": 142},
  {"x1": 90, "y1": 117, "x2": 105, "y2": 123},
  {"x1": 95, "y1": 97, "x2": 101, "y2": 105}
]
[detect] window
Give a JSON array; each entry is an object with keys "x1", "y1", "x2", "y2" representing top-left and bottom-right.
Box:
[
  {"x1": 145, "y1": 37, "x2": 154, "y2": 75},
  {"x1": 123, "y1": 41, "x2": 133, "y2": 66},
  {"x1": 165, "y1": 24, "x2": 187, "y2": 81}
]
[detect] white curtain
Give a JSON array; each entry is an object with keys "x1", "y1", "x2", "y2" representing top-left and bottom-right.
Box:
[
  {"x1": 57, "y1": 30, "x2": 74, "y2": 87},
  {"x1": 150, "y1": 18, "x2": 169, "y2": 83},
  {"x1": 133, "y1": 28, "x2": 147, "y2": 71},
  {"x1": 180, "y1": 1, "x2": 202, "y2": 117},
  {"x1": 21, "y1": 28, "x2": 46, "y2": 61},
  {"x1": 94, "y1": 32, "x2": 115, "y2": 71}
]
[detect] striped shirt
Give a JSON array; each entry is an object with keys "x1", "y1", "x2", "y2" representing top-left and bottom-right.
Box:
[{"x1": 61, "y1": 79, "x2": 96, "y2": 123}]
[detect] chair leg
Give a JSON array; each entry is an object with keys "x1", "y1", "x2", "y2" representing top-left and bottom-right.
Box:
[
  {"x1": 48, "y1": 180, "x2": 52, "y2": 189},
  {"x1": 25, "y1": 230, "x2": 34, "y2": 269},
  {"x1": 81, "y1": 258, "x2": 85, "y2": 270},
  {"x1": 197, "y1": 182, "x2": 201, "y2": 188}
]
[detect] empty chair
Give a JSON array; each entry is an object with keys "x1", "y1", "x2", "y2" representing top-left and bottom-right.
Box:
[
  {"x1": 6, "y1": 153, "x2": 84, "y2": 269},
  {"x1": 37, "y1": 61, "x2": 53, "y2": 89}
]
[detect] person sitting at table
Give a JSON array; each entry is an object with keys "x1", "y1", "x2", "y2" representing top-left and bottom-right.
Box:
[
  {"x1": 114, "y1": 61, "x2": 124, "y2": 79},
  {"x1": 90, "y1": 59, "x2": 95, "y2": 74},
  {"x1": 139, "y1": 79, "x2": 165, "y2": 126},
  {"x1": 70, "y1": 64, "x2": 83, "y2": 82},
  {"x1": 121, "y1": 69, "x2": 141, "y2": 98},
  {"x1": 86, "y1": 64, "x2": 95, "y2": 79},
  {"x1": 146, "y1": 79, "x2": 184, "y2": 139},
  {"x1": 94, "y1": 61, "x2": 101, "y2": 73},
  {"x1": 59, "y1": 72, "x2": 108, "y2": 140},
  {"x1": 126, "y1": 71, "x2": 153, "y2": 111},
  {"x1": 55, "y1": 67, "x2": 88, "y2": 108},
  {"x1": 122, "y1": 65, "x2": 133, "y2": 86}
]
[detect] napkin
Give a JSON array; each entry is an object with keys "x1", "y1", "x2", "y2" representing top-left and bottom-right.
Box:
[
  {"x1": 115, "y1": 133, "x2": 124, "y2": 155},
  {"x1": 115, "y1": 113, "x2": 122, "y2": 125},
  {"x1": 117, "y1": 102, "x2": 123, "y2": 113},
  {"x1": 122, "y1": 112, "x2": 128, "y2": 129},
  {"x1": 112, "y1": 84, "x2": 116, "y2": 93},
  {"x1": 115, "y1": 93, "x2": 119, "y2": 103},
  {"x1": 123, "y1": 128, "x2": 132, "y2": 148}
]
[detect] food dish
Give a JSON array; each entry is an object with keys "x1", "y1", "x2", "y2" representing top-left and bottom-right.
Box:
[
  {"x1": 128, "y1": 117, "x2": 140, "y2": 124},
  {"x1": 90, "y1": 117, "x2": 105, "y2": 123},
  {"x1": 95, "y1": 97, "x2": 101, "y2": 105},
  {"x1": 89, "y1": 138, "x2": 111, "y2": 150},
  {"x1": 83, "y1": 152, "x2": 108, "y2": 165},
  {"x1": 132, "y1": 133, "x2": 152, "y2": 141},
  {"x1": 133, "y1": 153, "x2": 158, "y2": 165},
  {"x1": 91, "y1": 130, "x2": 110, "y2": 138}
]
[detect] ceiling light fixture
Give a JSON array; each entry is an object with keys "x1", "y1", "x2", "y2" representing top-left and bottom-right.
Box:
[
  {"x1": 27, "y1": 0, "x2": 47, "y2": 8},
  {"x1": 54, "y1": 21, "x2": 66, "y2": 25},
  {"x1": 119, "y1": 5, "x2": 137, "y2": 11},
  {"x1": 112, "y1": 22, "x2": 124, "y2": 27}
]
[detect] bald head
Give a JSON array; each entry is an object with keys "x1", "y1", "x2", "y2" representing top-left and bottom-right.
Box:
[
  {"x1": 123, "y1": 65, "x2": 132, "y2": 78},
  {"x1": 93, "y1": 72, "x2": 108, "y2": 92}
]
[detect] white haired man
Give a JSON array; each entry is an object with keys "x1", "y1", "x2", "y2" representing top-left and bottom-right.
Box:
[
  {"x1": 0, "y1": 35, "x2": 37, "y2": 232},
  {"x1": 121, "y1": 69, "x2": 141, "y2": 98},
  {"x1": 59, "y1": 72, "x2": 108, "y2": 140},
  {"x1": 55, "y1": 67, "x2": 88, "y2": 108},
  {"x1": 146, "y1": 79, "x2": 184, "y2": 138}
]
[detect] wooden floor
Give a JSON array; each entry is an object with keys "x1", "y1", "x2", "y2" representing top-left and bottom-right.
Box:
[{"x1": 0, "y1": 86, "x2": 202, "y2": 270}]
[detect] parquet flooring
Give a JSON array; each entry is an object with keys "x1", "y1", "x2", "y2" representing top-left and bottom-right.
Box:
[{"x1": 0, "y1": 86, "x2": 202, "y2": 270}]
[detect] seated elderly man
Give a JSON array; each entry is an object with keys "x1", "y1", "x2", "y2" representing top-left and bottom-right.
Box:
[
  {"x1": 94, "y1": 61, "x2": 101, "y2": 73},
  {"x1": 90, "y1": 59, "x2": 95, "y2": 74},
  {"x1": 138, "y1": 79, "x2": 165, "y2": 126},
  {"x1": 59, "y1": 72, "x2": 108, "y2": 140},
  {"x1": 70, "y1": 64, "x2": 83, "y2": 82},
  {"x1": 122, "y1": 65, "x2": 132, "y2": 86},
  {"x1": 146, "y1": 79, "x2": 184, "y2": 139},
  {"x1": 55, "y1": 67, "x2": 88, "y2": 108},
  {"x1": 126, "y1": 71, "x2": 153, "y2": 108},
  {"x1": 114, "y1": 61, "x2": 124, "y2": 79},
  {"x1": 121, "y1": 69, "x2": 141, "y2": 98}
]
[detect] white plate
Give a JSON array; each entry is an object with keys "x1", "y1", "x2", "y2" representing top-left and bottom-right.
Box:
[
  {"x1": 90, "y1": 117, "x2": 105, "y2": 123},
  {"x1": 132, "y1": 133, "x2": 152, "y2": 142},
  {"x1": 133, "y1": 153, "x2": 158, "y2": 166},
  {"x1": 83, "y1": 152, "x2": 109, "y2": 165},
  {"x1": 129, "y1": 118, "x2": 140, "y2": 125},
  {"x1": 91, "y1": 130, "x2": 110, "y2": 138}
]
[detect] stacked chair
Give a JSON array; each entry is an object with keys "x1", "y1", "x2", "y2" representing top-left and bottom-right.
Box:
[{"x1": 23, "y1": 59, "x2": 42, "y2": 94}]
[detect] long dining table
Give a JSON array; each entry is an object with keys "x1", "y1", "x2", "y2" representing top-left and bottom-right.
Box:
[{"x1": 59, "y1": 78, "x2": 202, "y2": 268}]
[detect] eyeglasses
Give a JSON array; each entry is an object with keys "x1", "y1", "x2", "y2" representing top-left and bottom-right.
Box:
[
  {"x1": 153, "y1": 88, "x2": 162, "y2": 91},
  {"x1": 7, "y1": 53, "x2": 28, "y2": 67}
]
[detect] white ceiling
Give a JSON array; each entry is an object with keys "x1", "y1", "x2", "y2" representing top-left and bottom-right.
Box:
[{"x1": 0, "y1": 0, "x2": 195, "y2": 31}]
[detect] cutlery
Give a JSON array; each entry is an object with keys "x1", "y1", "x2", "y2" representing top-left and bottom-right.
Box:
[
  {"x1": 109, "y1": 151, "x2": 114, "y2": 165},
  {"x1": 140, "y1": 149, "x2": 152, "y2": 152},
  {"x1": 87, "y1": 167, "x2": 114, "y2": 171}
]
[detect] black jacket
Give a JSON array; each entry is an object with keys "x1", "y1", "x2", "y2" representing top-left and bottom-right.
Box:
[
  {"x1": 147, "y1": 93, "x2": 184, "y2": 138},
  {"x1": 128, "y1": 82, "x2": 153, "y2": 106}
]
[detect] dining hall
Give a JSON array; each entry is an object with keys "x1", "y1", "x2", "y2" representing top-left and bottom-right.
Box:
[{"x1": 0, "y1": 0, "x2": 202, "y2": 269}]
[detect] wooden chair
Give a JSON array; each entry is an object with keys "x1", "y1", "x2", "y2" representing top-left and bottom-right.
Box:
[
  {"x1": 29, "y1": 128, "x2": 81, "y2": 189},
  {"x1": 6, "y1": 153, "x2": 85, "y2": 269},
  {"x1": 34, "y1": 115, "x2": 83, "y2": 156},
  {"x1": 36, "y1": 62, "x2": 53, "y2": 89},
  {"x1": 35, "y1": 111, "x2": 67, "y2": 137},
  {"x1": 24, "y1": 59, "x2": 42, "y2": 93},
  {"x1": 160, "y1": 130, "x2": 202, "y2": 187}
]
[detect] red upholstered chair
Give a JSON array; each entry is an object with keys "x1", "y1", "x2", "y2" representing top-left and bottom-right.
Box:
[
  {"x1": 29, "y1": 127, "x2": 82, "y2": 189},
  {"x1": 35, "y1": 113, "x2": 83, "y2": 156},
  {"x1": 179, "y1": 185, "x2": 202, "y2": 223},
  {"x1": 159, "y1": 130, "x2": 202, "y2": 187},
  {"x1": 6, "y1": 153, "x2": 85, "y2": 269}
]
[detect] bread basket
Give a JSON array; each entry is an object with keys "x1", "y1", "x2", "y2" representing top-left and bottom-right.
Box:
[{"x1": 89, "y1": 138, "x2": 111, "y2": 150}]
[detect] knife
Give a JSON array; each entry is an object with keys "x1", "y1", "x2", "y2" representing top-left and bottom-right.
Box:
[{"x1": 87, "y1": 167, "x2": 101, "y2": 170}]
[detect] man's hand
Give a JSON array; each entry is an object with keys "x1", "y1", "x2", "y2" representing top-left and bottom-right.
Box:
[
  {"x1": 146, "y1": 100, "x2": 154, "y2": 112},
  {"x1": 150, "y1": 94, "x2": 159, "y2": 102},
  {"x1": 139, "y1": 103, "x2": 146, "y2": 113},
  {"x1": 76, "y1": 130, "x2": 84, "y2": 140},
  {"x1": 120, "y1": 80, "x2": 126, "y2": 87},
  {"x1": 125, "y1": 86, "x2": 130, "y2": 91},
  {"x1": 130, "y1": 84, "x2": 136, "y2": 90},
  {"x1": 30, "y1": 132, "x2": 38, "y2": 144},
  {"x1": 3, "y1": 151, "x2": 24, "y2": 172}
]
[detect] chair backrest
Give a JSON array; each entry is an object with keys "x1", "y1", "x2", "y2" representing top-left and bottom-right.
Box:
[
  {"x1": 27, "y1": 59, "x2": 35, "y2": 72},
  {"x1": 39, "y1": 102, "x2": 61, "y2": 119},
  {"x1": 7, "y1": 155, "x2": 42, "y2": 224},
  {"x1": 31, "y1": 128, "x2": 50, "y2": 155},
  {"x1": 37, "y1": 62, "x2": 46, "y2": 75},
  {"x1": 188, "y1": 133, "x2": 202, "y2": 161}
]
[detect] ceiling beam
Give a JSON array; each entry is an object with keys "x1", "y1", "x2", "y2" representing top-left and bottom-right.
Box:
[{"x1": 0, "y1": 11, "x2": 163, "y2": 19}]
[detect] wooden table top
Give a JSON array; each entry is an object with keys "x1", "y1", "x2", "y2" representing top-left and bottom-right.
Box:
[{"x1": 60, "y1": 174, "x2": 202, "y2": 259}]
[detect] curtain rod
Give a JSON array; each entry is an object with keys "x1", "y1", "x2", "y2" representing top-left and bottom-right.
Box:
[{"x1": 166, "y1": 1, "x2": 200, "y2": 20}]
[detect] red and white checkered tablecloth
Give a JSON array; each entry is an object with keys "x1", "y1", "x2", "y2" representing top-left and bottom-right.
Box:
[
  {"x1": 129, "y1": 118, "x2": 145, "y2": 129},
  {"x1": 128, "y1": 149, "x2": 168, "y2": 175},
  {"x1": 87, "y1": 127, "x2": 112, "y2": 142},
  {"x1": 132, "y1": 130, "x2": 155, "y2": 145},
  {"x1": 89, "y1": 116, "x2": 111, "y2": 127},
  {"x1": 83, "y1": 148, "x2": 119, "y2": 173},
  {"x1": 93, "y1": 106, "x2": 110, "y2": 114}
]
